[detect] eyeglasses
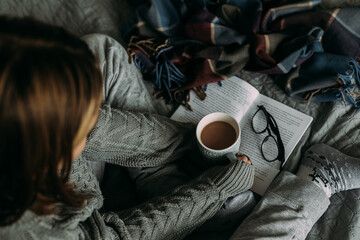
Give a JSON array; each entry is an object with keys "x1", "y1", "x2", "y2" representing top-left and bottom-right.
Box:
[{"x1": 251, "y1": 105, "x2": 285, "y2": 167}]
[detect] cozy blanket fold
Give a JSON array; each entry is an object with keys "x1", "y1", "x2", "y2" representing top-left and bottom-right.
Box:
[{"x1": 123, "y1": 0, "x2": 360, "y2": 108}]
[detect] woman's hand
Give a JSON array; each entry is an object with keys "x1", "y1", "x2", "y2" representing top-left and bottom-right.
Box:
[{"x1": 235, "y1": 151, "x2": 252, "y2": 165}]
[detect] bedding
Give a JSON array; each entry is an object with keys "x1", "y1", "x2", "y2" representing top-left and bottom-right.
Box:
[
  {"x1": 124, "y1": 0, "x2": 360, "y2": 110},
  {"x1": 1, "y1": 0, "x2": 360, "y2": 239}
]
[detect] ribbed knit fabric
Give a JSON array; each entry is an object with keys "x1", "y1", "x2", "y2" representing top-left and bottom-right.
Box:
[
  {"x1": 0, "y1": 104, "x2": 254, "y2": 240},
  {"x1": 201, "y1": 160, "x2": 254, "y2": 199}
]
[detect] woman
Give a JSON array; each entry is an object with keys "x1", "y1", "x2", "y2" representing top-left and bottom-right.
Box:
[
  {"x1": 0, "y1": 16, "x2": 254, "y2": 239},
  {"x1": 1, "y1": 16, "x2": 359, "y2": 240}
]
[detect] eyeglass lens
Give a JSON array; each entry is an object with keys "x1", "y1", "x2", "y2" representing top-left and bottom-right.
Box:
[
  {"x1": 252, "y1": 108, "x2": 267, "y2": 133},
  {"x1": 261, "y1": 135, "x2": 279, "y2": 161}
]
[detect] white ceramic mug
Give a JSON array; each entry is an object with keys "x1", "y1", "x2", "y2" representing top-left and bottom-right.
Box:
[{"x1": 196, "y1": 112, "x2": 241, "y2": 164}]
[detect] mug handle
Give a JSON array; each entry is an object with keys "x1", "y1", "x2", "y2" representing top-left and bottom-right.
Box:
[
  {"x1": 226, "y1": 152, "x2": 238, "y2": 162},
  {"x1": 226, "y1": 152, "x2": 251, "y2": 164}
]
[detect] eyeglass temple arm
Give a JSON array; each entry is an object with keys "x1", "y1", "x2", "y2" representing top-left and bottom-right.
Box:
[{"x1": 267, "y1": 114, "x2": 286, "y2": 163}]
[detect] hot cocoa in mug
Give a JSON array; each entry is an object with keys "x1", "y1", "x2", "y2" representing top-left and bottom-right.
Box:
[
  {"x1": 200, "y1": 121, "x2": 237, "y2": 150},
  {"x1": 196, "y1": 112, "x2": 241, "y2": 162}
]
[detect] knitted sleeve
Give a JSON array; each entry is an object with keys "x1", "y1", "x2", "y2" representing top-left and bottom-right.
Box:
[
  {"x1": 101, "y1": 160, "x2": 254, "y2": 240},
  {"x1": 83, "y1": 104, "x2": 196, "y2": 167}
]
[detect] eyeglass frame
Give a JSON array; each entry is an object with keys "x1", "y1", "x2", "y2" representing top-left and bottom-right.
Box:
[{"x1": 251, "y1": 105, "x2": 285, "y2": 167}]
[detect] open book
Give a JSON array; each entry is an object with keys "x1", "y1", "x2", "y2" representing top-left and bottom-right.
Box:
[{"x1": 171, "y1": 76, "x2": 313, "y2": 195}]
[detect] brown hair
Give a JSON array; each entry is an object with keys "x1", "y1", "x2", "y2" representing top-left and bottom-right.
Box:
[{"x1": 0, "y1": 17, "x2": 103, "y2": 226}]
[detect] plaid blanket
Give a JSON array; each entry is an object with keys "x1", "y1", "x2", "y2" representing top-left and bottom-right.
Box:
[{"x1": 123, "y1": 0, "x2": 360, "y2": 109}]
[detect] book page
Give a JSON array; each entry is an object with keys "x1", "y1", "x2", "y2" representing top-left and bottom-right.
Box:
[
  {"x1": 171, "y1": 76, "x2": 313, "y2": 196},
  {"x1": 171, "y1": 76, "x2": 259, "y2": 123},
  {"x1": 240, "y1": 94, "x2": 313, "y2": 195}
]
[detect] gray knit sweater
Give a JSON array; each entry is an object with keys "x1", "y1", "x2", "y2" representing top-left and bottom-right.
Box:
[{"x1": 0, "y1": 104, "x2": 254, "y2": 240}]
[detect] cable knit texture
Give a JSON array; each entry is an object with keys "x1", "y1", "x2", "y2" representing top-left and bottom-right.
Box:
[
  {"x1": 84, "y1": 104, "x2": 196, "y2": 167},
  {"x1": 0, "y1": 104, "x2": 254, "y2": 240}
]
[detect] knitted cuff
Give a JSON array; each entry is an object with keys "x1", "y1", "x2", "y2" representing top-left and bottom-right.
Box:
[{"x1": 202, "y1": 160, "x2": 254, "y2": 199}]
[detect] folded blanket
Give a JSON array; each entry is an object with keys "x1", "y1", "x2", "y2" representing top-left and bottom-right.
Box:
[{"x1": 123, "y1": 0, "x2": 360, "y2": 108}]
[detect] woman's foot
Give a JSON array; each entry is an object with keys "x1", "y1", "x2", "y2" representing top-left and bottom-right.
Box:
[{"x1": 296, "y1": 143, "x2": 360, "y2": 197}]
